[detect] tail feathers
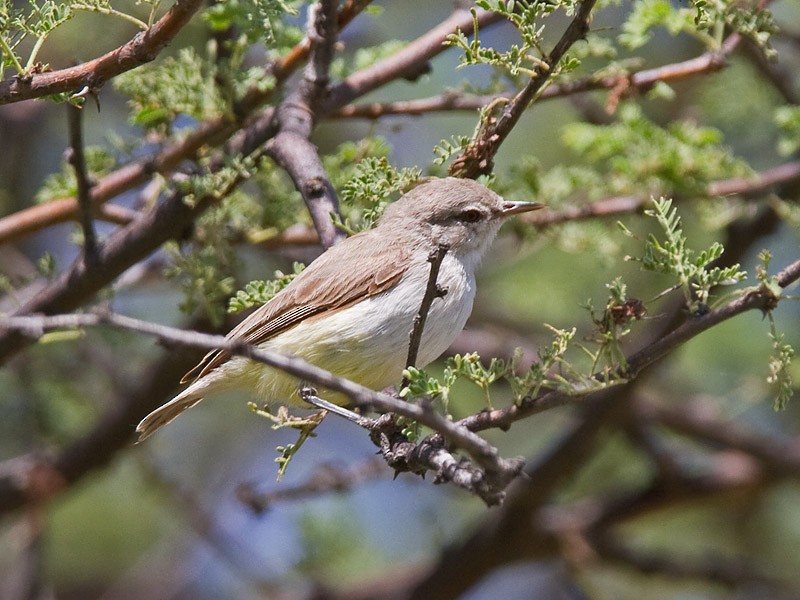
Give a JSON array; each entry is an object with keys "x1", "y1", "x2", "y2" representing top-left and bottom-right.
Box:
[{"x1": 136, "y1": 388, "x2": 204, "y2": 442}]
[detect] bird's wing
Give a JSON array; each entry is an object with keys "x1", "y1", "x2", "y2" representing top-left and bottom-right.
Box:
[{"x1": 181, "y1": 230, "x2": 411, "y2": 383}]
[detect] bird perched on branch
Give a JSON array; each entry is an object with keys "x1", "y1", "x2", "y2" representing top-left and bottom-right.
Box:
[{"x1": 136, "y1": 177, "x2": 542, "y2": 440}]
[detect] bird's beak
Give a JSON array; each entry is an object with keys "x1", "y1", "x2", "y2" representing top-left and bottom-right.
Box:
[{"x1": 501, "y1": 200, "x2": 545, "y2": 216}]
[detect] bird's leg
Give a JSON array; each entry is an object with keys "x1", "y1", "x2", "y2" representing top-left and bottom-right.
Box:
[{"x1": 298, "y1": 385, "x2": 372, "y2": 427}]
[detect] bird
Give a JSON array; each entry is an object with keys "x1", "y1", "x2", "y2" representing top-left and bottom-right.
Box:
[{"x1": 136, "y1": 177, "x2": 542, "y2": 440}]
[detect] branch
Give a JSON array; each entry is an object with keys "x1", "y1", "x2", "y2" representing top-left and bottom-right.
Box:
[
  {"x1": 0, "y1": 0, "x2": 204, "y2": 104},
  {"x1": 449, "y1": 0, "x2": 599, "y2": 179},
  {"x1": 331, "y1": 43, "x2": 734, "y2": 120},
  {"x1": 266, "y1": 0, "x2": 344, "y2": 249},
  {"x1": 0, "y1": 6, "x2": 500, "y2": 247},
  {"x1": 457, "y1": 256, "x2": 800, "y2": 434},
  {"x1": 0, "y1": 310, "x2": 524, "y2": 504},
  {"x1": 322, "y1": 7, "x2": 503, "y2": 111},
  {"x1": 237, "y1": 458, "x2": 388, "y2": 514},
  {"x1": 403, "y1": 243, "x2": 450, "y2": 386},
  {"x1": 65, "y1": 104, "x2": 99, "y2": 265}
]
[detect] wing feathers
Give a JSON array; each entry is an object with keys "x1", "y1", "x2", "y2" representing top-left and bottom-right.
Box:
[{"x1": 182, "y1": 229, "x2": 411, "y2": 383}]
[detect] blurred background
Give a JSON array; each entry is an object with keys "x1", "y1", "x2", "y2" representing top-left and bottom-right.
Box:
[{"x1": 1, "y1": 0, "x2": 800, "y2": 598}]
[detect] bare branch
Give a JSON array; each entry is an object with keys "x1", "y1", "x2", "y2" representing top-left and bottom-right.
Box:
[
  {"x1": 267, "y1": 0, "x2": 344, "y2": 249},
  {"x1": 331, "y1": 42, "x2": 735, "y2": 120},
  {"x1": 0, "y1": 0, "x2": 204, "y2": 105},
  {"x1": 65, "y1": 104, "x2": 99, "y2": 265},
  {"x1": 237, "y1": 457, "x2": 388, "y2": 514},
  {"x1": 323, "y1": 7, "x2": 504, "y2": 110},
  {"x1": 402, "y1": 243, "x2": 450, "y2": 387}
]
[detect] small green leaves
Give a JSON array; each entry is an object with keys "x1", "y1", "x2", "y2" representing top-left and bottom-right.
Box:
[
  {"x1": 619, "y1": 0, "x2": 775, "y2": 53},
  {"x1": 767, "y1": 315, "x2": 795, "y2": 411},
  {"x1": 203, "y1": 0, "x2": 297, "y2": 46},
  {"x1": 446, "y1": 2, "x2": 577, "y2": 82},
  {"x1": 433, "y1": 136, "x2": 470, "y2": 167},
  {"x1": 248, "y1": 403, "x2": 325, "y2": 480},
  {"x1": 114, "y1": 48, "x2": 224, "y2": 129},
  {"x1": 228, "y1": 262, "x2": 305, "y2": 314},
  {"x1": 626, "y1": 197, "x2": 747, "y2": 313},
  {"x1": 449, "y1": 352, "x2": 509, "y2": 409},
  {"x1": 775, "y1": 106, "x2": 800, "y2": 157},
  {"x1": 585, "y1": 277, "x2": 646, "y2": 373},
  {"x1": 399, "y1": 324, "x2": 611, "y2": 412},
  {"x1": 333, "y1": 157, "x2": 421, "y2": 234},
  {"x1": 757, "y1": 251, "x2": 795, "y2": 410}
]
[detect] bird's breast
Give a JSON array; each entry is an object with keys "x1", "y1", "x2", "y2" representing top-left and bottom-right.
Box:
[{"x1": 255, "y1": 252, "x2": 477, "y2": 398}]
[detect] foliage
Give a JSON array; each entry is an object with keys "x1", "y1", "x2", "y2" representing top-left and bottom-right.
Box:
[
  {"x1": 757, "y1": 250, "x2": 795, "y2": 410},
  {"x1": 114, "y1": 48, "x2": 225, "y2": 130},
  {"x1": 620, "y1": 0, "x2": 775, "y2": 54},
  {"x1": 621, "y1": 197, "x2": 747, "y2": 313},
  {"x1": 447, "y1": 0, "x2": 581, "y2": 83},
  {"x1": 775, "y1": 106, "x2": 800, "y2": 157},
  {"x1": 249, "y1": 403, "x2": 325, "y2": 480},
  {"x1": 203, "y1": 0, "x2": 297, "y2": 47},
  {"x1": 562, "y1": 104, "x2": 751, "y2": 196},
  {"x1": 228, "y1": 262, "x2": 305, "y2": 314},
  {"x1": 333, "y1": 157, "x2": 421, "y2": 234},
  {"x1": 36, "y1": 147, "x2": 117, "y2": 203}
]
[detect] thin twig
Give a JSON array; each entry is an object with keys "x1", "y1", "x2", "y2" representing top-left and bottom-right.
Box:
[
  {"x1": 402, "y1": 243, "x2": 450, "y2": 388},
  {"x1": 236, "y1": 457, "x2": 388, "y2": 514},
  {"x1": 66, "y1": 103, "x2": 99, "y2": 266}
]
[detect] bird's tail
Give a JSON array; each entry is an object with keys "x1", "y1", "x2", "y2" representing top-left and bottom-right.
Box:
[{"x1": 136, "y1": 386, "x2": 204, "y2": 442}]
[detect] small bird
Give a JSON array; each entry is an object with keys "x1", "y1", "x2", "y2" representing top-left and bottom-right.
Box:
[{"x1": 136, "y1": 177, "x2": 542, "y2": 440}]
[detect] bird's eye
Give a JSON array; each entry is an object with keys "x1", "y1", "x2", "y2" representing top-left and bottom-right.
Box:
[{"x1": 459, "y1": 209, "x2": 484, "y2": 223}]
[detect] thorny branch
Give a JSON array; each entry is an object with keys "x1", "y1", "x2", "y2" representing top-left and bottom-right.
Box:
[
  {"x1": 457, "y1": 256, "x2": 800, "y2": 434},
  {"x1": 450, "y1": 0, "x2": 599, "y2": 179},
  {"x1": 0, "y1": 0, "x2": 204, "y2": 104}
]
